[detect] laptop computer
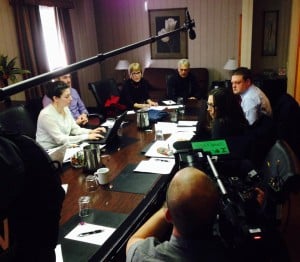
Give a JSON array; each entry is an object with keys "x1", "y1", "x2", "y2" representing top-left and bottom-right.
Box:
[{"x1": 87, "y1": 111, "x2": 127, "y2": 145}]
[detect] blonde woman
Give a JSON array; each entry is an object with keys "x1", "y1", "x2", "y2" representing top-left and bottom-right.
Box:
[{"x1": 120, "y1": 62, "x2": 157, "y2": 110}]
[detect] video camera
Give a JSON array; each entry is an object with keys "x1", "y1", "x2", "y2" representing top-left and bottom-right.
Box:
[{"x1": 173, "y1": 140, "x2": 287, "y2": 261}]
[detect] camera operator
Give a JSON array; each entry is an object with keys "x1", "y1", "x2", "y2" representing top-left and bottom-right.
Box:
[{"x1": 126, "y1": 167, "x2": 230, "y2": 262}]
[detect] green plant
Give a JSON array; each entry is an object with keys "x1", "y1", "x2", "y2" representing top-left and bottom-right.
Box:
[{"x1": 0, "y1": 55, "x2": 30, "y2": 86}]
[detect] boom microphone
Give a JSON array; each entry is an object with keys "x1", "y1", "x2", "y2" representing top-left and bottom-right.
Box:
[
  {"x1": 189, "y1": 28, "x2": 196, "y2": 40},
  {"x1": 185, "y1": 10, "x2": 196, "y2": 40}
]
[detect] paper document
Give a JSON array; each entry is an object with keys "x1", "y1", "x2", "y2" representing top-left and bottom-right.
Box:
[
  {"x1": 65, "y1": 222, "x2": 115, "y2": 246},
  {"x1": 176, "y1": 126, "x2": 197, "y2": 132},
  {"x1": 177, "y1": 120, "x2": 198, "y2": 126},
  {"x1": 162, "y1": 100, "x2": 176, "y2": 105},
  {"x1": 145, "y1": 140, "x2": 175, "y2": 158},
  {"x1": 166, "y1": 105, "x2": 181, "y2": 109},
  {"x1": 166, "y1": 131, "x2": 195, "y2": 152},
  {"x1": 62, "y1": 184, "x2": 68, "y2": 193},
  {"x1": 134, "y1": 157, "x2": 175, "y2": 174},
  {"x1": 155, "y1": 122, "x2": 177, "y2": 134},
  {"x1": 149, "y1": 105, "x2": 166, "y2": 110},
  {"x1": 55, "y1": 244, "x2": 63, "y2": 262},
  {"x1": 101, "y1": 118, "x2": 116, "y2": 128}
]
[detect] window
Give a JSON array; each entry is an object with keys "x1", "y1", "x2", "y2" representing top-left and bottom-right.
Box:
[{"x1": 39, "y1": 6, "x2": 67, "y2": 71}]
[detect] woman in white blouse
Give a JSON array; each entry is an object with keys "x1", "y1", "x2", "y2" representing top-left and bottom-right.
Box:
[{"x1": 36, "y1": 80, "x2": 106, "y2": 150}]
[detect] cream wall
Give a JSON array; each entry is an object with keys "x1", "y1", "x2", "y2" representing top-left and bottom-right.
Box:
[
  {"x1": 94, "y1": 0, "x2": 242, "y2": 84},
  {"x1": 1, "y1": 0, "x2": 298, "y2": 105},
  {"x1": 0, "y1": 0, "x2": 25, "y2": 101}
]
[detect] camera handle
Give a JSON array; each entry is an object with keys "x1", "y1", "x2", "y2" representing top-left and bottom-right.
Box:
[{"x1": 206, "y1": 155, "x2": 227, "y2": 195}]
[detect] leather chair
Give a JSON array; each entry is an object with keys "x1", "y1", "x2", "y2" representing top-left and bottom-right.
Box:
[
  {"x1": 261, "y1": 140, "x2": 300, "y2": 198},
  {"x1": 259, "y1": 140, "x2": 300, "y2": 227},
  {"x1": 0, "y1": 105, "x2": 36, "y2": 139},
  {"x1": 272, "y1": 93, "x2": 300, "y2": 159},
  {"x1": 88, "y1": 78, "x2": 124, "y2": 118}
]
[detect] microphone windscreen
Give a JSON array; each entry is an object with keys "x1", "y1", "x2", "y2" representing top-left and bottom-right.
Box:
[{"x1": 189, "y1": 29, "x2": 196, "y2": 40}]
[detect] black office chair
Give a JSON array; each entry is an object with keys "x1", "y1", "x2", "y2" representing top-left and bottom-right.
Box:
[
  {"x1": 261, "y1": 140, "x2": 300, "y2": 198},
  {"x1": 88, "y1": 78, "x2": 125, "y2": 118},
  {"x1": 0, "y1": 105, "x2": 37, "y2": 139},
  {"x1": 259, "y1": 139, "x2": 300, "y2": 230},
  {"x1": 272, "y1": 93, "x2": 300, "y2": 159}
]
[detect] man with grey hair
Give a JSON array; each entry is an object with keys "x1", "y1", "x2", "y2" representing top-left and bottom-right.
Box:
[
  {"x1": 126, "y1": 167, "x2": 229, "y2": 261},
  {"x1": 167, "y1": 59, "x2": 202, "y2": 102}
]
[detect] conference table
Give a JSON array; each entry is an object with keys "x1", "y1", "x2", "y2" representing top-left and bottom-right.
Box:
[{"x1": 58, "y1": 101, "x2": 202, "y2": 262}]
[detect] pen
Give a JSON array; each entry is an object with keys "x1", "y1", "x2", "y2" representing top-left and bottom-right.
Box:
[
  {"x1": 78, "y1": 229, "x2": 103, "y2": 237},
  {"x1": 155, "y1": 159, "x2": 169, "y2": 162}
]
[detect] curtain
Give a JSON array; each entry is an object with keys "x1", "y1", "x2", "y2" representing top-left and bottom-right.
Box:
[
  {"x1": 55, "y1": 8, "x2": 79, "y2": 92},
  {"x1": 10, "y1": 0, "x2": 77, "y2": 100},
  {"x1": 10, "y1": 1, "x2": 49, "y2": 100},
  {"x1": 12, "y1": 0, "x2": 74, "y2": 9}
]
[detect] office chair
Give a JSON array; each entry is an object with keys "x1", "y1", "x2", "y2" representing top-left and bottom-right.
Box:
[
  {"x1": 259, "y1": 140, "x2": 300, "y2": 228},
  {"x1": 0, "y1": 105, "x2": 36, "y2": 139},
  {"x1": 88, "y1": 78, "x2": 125, "y2": 118},
  {"x1": 261, "y1": 140, "x2": 300, "y2": 198}
]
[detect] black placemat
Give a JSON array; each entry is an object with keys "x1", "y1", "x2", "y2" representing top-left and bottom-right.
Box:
[
  {"x1": 59, "y1": 209, "x2": 127, "y2": 262},
  {"x1": 107, "y1": 164, "x2": 161, "y2": 194},
  {"x1": 102, "y1": 135, "x2": 139, "y2": 154}
]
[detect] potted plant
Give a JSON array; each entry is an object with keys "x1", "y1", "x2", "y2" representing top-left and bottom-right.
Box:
[
  {"x1": 0, "y1": 54, "x2": 30, "y2": 105},
  {"x1": 0, "y1": 55, "x2": 30, "y2": 88}
]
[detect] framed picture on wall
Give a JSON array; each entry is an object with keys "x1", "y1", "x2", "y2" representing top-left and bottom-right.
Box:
[
  {"x1": 262, "y1": 10, "x2": 279, "y2": 56},
  {"x1": 148, "y1": 8, "x2": 187, "y2": 59}
]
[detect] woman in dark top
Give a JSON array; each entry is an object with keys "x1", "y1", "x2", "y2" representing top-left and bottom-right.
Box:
[
  {"x1": 197, "y1": 87, "x2": 249, "y2": 139},
  {"x1": 120, "y1": 62, "x2": 157, "y2": 110}
]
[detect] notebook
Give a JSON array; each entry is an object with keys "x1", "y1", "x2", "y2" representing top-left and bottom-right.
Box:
[{"x1": 87, "y1": 111, "x2": 127, "y2": 145}]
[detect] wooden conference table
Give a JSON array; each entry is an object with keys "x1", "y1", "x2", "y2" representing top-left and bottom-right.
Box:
[{"x1": 58, "y1": 102, "x2": 201, "y2": 262}]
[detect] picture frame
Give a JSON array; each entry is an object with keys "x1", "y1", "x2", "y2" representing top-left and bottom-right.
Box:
[
  {"x1": 148, "y1": 8, "x2": 187, "y2": 59},
  {"x1": 262, "y1": 10, "x2": 279, "y2": 56}
]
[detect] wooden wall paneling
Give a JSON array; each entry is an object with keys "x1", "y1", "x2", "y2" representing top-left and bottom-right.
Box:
[
  {"x1": 0, "y1": 1, "x2": 25, "y2": 101},
  {"x1": 70, "y1": 0, "x2": 101, "y2": 107},
  {"x1": 91, "y1": 0, "x2": 243, "y2": 102}
]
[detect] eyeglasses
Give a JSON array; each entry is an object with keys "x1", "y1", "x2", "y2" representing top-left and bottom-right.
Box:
[
  {"x1": 131, "y1": 71, "x2": 141, "y2": 76},
  {"x1": 207, "y1": 102, "x2": 215, "y2": 108}
]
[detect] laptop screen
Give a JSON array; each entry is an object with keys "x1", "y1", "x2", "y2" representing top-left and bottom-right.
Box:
[{"x1": 89, "y1": 111, "x2": 127, "y2": 145}]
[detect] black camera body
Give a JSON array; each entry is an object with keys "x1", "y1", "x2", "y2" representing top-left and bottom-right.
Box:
[{"x1": 174, "y1": 147, "x2": 281, "y2": 261}]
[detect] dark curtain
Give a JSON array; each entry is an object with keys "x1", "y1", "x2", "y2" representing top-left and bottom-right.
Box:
[
  {"x1": 10, "y1": 1, "x2": 49, "y2": 100},
  {"x1": 9, "y1": 0, "x2": 77, "y2": 100},
  {"x1": 55, "y1": 8, "x2": 80, "y2": 92}
]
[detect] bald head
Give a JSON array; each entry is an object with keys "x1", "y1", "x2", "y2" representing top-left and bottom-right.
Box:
[{"x1": 166, "y1": 167, "x2": 219, "y2": 238}]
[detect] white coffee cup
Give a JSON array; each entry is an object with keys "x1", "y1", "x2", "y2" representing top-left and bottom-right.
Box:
[{"x1": 94, "y1": 167, "x2": 110, "y2": 185}]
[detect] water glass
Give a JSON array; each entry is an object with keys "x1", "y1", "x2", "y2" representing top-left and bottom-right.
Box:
[
  {"x1": 170, "y1": 110, "x2": 178, "y2": 122},
  {"x1": 78, "y1": 196, "x2": 91, "y2": 217},
  {"x1": 154, "y1": 126, "x2": 164, "y2": 141},
  {"x1": 85, "y1": 175, "x2": 98, "y2": 192}
]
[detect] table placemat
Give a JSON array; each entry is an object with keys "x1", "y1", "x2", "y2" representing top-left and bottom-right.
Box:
[
  {"x1": 59, "y1": 209, "x2": 127, "y2": 262},
  {"x1": 107, "y1": 164, "x2": 161, "y2": 194},
  {"x1": 102, "y1": 135, "x2": 139, "y2": 154}
]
